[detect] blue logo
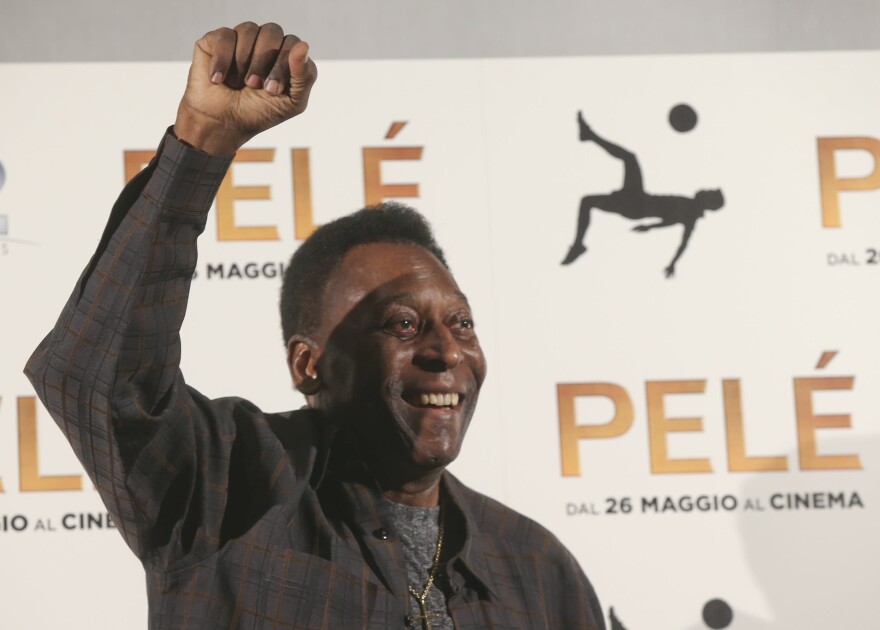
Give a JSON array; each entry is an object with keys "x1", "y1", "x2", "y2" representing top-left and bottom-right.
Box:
[
  {"x1": 0, "y1": 160, "x2": 37, "y2": 250},
  {"x1": 0, "y1": 160, "x2": 6, "y2": 236}
]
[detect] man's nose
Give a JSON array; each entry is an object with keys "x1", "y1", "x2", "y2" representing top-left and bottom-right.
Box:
[{"x1": 415, "y1": 324, "x2": 463, "y2": 370}]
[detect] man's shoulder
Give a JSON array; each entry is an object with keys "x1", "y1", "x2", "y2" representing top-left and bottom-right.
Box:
[
  {"x1": 445, "y1": 474, "x2": 606, "y2": 629},
  {"x1": 445, "y1": 473, "x2": 576, "y2": 562}
]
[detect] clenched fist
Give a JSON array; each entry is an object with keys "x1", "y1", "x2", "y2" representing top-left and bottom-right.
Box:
[{"x1": 174, "y1": 22, "x2": 318, "y2": 156}]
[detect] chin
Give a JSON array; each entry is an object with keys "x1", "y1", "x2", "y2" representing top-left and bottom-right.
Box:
[
  {"x1": 406, "y1": 427, "x2": 467, "y2": 470},
  {"x1": 377, "y1": 397, "x2": 476, "y2": 471},
  {"x1": 408, "y1": 453, "x2": 458, "y2": 472}
]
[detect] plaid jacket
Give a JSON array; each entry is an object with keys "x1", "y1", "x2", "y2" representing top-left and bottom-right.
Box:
[{"x1": 25, "y1": 132, "x2": 605, "y2": 629}]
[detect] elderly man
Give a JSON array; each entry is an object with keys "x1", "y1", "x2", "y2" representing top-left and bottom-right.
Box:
[{"x1": 26, "y1": 22, "x2": 605, "y2": 629}]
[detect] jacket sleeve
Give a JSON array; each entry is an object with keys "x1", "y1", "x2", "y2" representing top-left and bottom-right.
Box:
[{"x1": 24, "y1": 131, "x2": 238, "y2": 563}]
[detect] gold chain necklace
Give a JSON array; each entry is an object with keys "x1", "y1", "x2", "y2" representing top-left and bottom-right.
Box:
[{"x1": 405, "y1": 506, "x2": 445, "y2": 630}]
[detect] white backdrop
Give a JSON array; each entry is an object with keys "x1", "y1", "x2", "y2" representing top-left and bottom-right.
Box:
[{"x1": 1, "y1": 52, "x2": 878, "y2": 628}]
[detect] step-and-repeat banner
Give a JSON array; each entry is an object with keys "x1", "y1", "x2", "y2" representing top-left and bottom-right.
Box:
[{"x1": 1, "y1": 53, "x2": 878, "y2": 628}]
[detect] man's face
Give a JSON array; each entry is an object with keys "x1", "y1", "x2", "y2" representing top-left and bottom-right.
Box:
[{"x1": 311, "y1": 242, "x2": 486, "y2": 473}]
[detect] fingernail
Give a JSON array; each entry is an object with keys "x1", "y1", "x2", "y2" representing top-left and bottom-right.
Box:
[
  {"x1": 246, "y1": 74, "x2": 263, "y2": 88},
  {"x1": 265, "y1": 79, "x2": 280, "y2": 95},
  {"x1": 211, "y1": 72, "x2": 223, "y2": 84}
]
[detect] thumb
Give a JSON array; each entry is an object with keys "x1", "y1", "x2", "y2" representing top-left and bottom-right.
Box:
[
  {"x1": 287, "y1": 40, "x2": 317, "y2": 111},
  {"x1": 289, "y1": 40, "x2": 311, "y2": 82}
]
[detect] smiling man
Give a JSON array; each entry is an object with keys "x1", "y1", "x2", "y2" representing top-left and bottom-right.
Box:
[
  {"x1": 284, "y1": 228, "x2": 487, "y2": 506},
  {"x1": 25, "y1": 22, "x2": 605, "y2": 630}
]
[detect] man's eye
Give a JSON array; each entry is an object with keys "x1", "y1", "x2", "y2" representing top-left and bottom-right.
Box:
[
  {"x1": 385, "y1": 318, "x2": 419, "y2": 337},
  {"x1": 452, "y1": 317, "x2": 476, "y2": 338}
]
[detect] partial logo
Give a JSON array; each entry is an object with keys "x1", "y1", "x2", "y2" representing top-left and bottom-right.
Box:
[
  {"x1": 0, "y1": 160, "x2": 7, "y2": 238},
  {"x1": 561, "y1": 104, "x2": 724, "y2": 278},
  {"x1": 0, "y1": 159, "x2": 39, "y2": 253}
]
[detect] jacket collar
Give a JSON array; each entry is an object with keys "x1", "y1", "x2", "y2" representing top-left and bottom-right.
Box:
[
  {"x1": 314, "y1": 423, "x2": 498, "y2": 600},
  {"x1": 440, "y1": 471, "x2": 499, "y2": 600}
]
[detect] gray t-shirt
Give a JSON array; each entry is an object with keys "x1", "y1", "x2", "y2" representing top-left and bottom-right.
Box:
[{"x1": 386, "y1": 501, "x2": 454, "y2": 630}]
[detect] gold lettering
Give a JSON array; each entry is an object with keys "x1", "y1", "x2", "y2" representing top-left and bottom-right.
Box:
[
  {"x1": 216, "y1": 149, "x2": 279, "y2": 241},
  {"x1": 0, "y1": 396, "x2": 4, "y2": 492},
  {"x1": 291, "y1": 148, "x2": 317, "y2": 240},
  {"x1": 123, "y1": 150, "x2": 156, "y2": 184},
  {"x1": 363, "y1": 147, "x2": 423, "y2": 206},
  {"x1": 817, "y1": 137, "x2": 880, "y2": 228},
  {"x1": 646, "y1": 380, "x2": 712, "y2": 474},
  {"x1": 793, "y1": 377, "x2": 861, "y2": 470},
  {"x1": 18, "y1": 397, "x2": 82, "y2": 492},
  {"x1": 557, "y1": 383, "x2": 634, "y2": 477},
  {"x1": 723, "y1": 379, "x2": 787, "y2": 472}
]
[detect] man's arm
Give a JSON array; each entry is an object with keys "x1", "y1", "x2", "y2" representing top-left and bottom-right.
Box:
[{"x1": 24, "y1": 23, "x2": 317, "y2": 560}]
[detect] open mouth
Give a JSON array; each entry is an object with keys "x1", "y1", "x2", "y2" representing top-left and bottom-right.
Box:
[{"x1": 404, "y1": 392, "x2": 461, "y2": 409}]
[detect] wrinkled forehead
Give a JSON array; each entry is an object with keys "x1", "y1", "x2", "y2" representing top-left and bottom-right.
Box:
[{"x1": 318, "y1": 242, "x2": 461, "y2": 329}]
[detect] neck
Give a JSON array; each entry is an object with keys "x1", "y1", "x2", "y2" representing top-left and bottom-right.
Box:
[
  {"x1": 326, "y1": 419, "x2": 447, "y2": 507},
  {"x1": 379, "y1": 468, "x2": 443, "y2": 507}
]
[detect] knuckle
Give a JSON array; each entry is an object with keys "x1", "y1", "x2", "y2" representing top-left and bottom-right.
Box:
[
  {"x1": 216, "y1": 27, "x2": 235, "y2": 43},
  {"x1": 260, "y1": 22, "x2": 283, "y2": 35},
  {"x1": 235, "y1": 21, "x2": 258, "y2": 32}
]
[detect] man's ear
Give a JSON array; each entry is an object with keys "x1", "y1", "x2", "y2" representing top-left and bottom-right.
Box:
[{"x1": 287, "y1": 335, "x2": 322, "y2": 396}]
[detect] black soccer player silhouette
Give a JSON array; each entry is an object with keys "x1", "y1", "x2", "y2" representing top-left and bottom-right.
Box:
[{"x1": 562, "y1": 111, "x2": 724, "y2": 277}]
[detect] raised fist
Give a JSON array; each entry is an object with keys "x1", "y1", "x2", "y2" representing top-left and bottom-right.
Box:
[{"x1": 174, "y1": 22, "x2": 318, "y2": 155}]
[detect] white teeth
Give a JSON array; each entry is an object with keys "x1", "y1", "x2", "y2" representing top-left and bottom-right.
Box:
[{"x1": 416, "y1": 393, "x2": 460, "y2": 407}]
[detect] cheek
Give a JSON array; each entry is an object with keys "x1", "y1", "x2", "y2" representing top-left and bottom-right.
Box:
[
  {"x1": 318, "y1": 343, "x2": 375, "y2": 410},
  {"x1": 375, "y1": 345, "x2": 413, "y2": 386},
  {"x1": 466, "y1": 344, "x2": 488, "y2": 385},
  {"x1": 345, "y1": 343, "x2": 412, "y2": 411},
  {"x1": 323, "y1": 349, "x2": 356, "y2": 389}
]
